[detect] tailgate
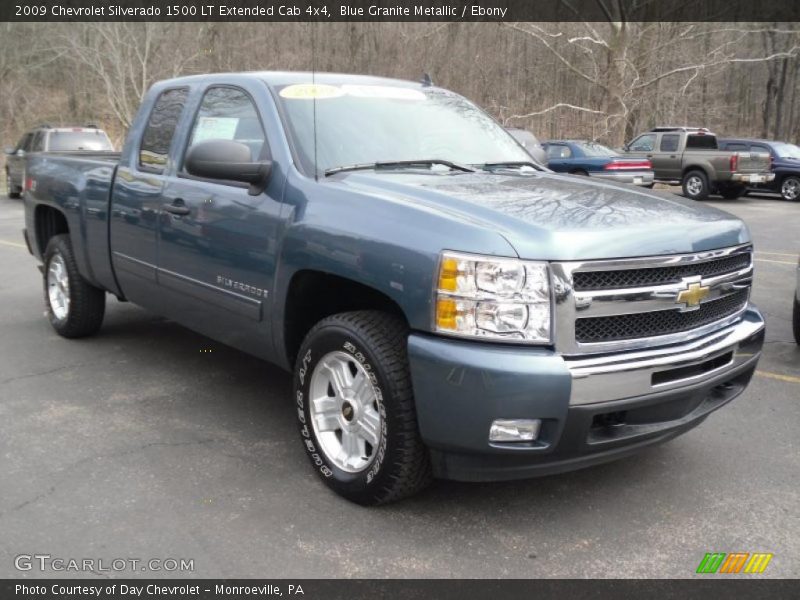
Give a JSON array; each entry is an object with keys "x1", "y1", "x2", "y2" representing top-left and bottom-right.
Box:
[{"x1": 735, "y1": 151, "x2": 771, "y2": 174}]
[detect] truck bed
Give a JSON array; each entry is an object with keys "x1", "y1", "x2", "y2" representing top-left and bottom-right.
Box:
[{"x1": 25, "y1": 152, "x2": 121, "y2": 295}]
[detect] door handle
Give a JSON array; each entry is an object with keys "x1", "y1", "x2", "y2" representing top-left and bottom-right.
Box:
[{"x1": 163, "y1": 198, "x2": 190, "y2": 216}]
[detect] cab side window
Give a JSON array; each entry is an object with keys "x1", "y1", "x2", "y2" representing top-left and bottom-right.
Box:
[
  {"x1": 139, "y1": 87, "x2": 189, "y2": 172},
  {"x1": 659, "y1": 134, "x2": 679, "y2": 152},
  {"x1": 30, "y1": 131, "x2": 45, "y2": 152},
  {"x1": 185, "y1": 86, "x2": 267, "y2": 167},
  {"x1": 546, "y1": 144, "x2": 571, "y2": 159},
  {"x1": 629, "y1": 134, "x2": 655, "y2": 152}
]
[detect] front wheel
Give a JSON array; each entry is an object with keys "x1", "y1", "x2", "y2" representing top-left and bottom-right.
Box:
[
  {"x1": 294, "y1": 311, "x2": 432, "y2": 505},
  {"x1": 43, "y1": 234, "x2": 106, "y2": 338},
  {"x1": 781, "y1": 176, "x2": 800, "y2": 202},
  {"x1": 682, "y1": 170, "x2": 710, "y2": 200}
]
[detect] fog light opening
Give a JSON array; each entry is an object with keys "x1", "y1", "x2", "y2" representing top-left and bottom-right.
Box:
[{"x1": 489, "y1": 419, "x2": 541, "y2": 443}]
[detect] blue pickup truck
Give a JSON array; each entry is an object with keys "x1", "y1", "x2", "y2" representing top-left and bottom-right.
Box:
[{"x1": 22, "y1": 72, "x2": 765, "y2": 504}]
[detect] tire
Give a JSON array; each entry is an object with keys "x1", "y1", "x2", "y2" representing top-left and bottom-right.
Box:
[
  {"x1": 6, "y1": 170, "x2": 21, "y2": 199},
  {"x1": 43, "y1": 234, "x2": 105, "y2": 338},
  {"x1": 793, "y1": 296, "x2": 800, "y2": 346},
  {"x1": 570, "y1": 170, "x2": 589, "y2": 176},
  {"x1": 294, "y1": 310, "x2": 432, "y2": 505},
  {"x1": 642, "y1": 183, "x2": 655, "y2": 189},
  {"x1": 780, "y1": 175, "x2": 800, "y2": 202},
  {"x1": 719, "y1": 185, "x2": 746, "y2": 200},
  {"x1": 682, "y1": 170, "x2": 710, "y2": 200}
]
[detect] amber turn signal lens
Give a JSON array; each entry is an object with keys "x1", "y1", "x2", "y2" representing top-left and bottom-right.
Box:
[
  {"x1": 436, "y1": 298, "x2": 458, "y2": 330},
  {"x1": 438, "y1": 257, "x2": 459, "y2": 292}
]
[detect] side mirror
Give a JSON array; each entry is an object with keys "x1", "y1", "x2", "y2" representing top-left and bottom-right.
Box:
[
  {"x1": 622, "y1": 144, "x2": 630, "y2": 152},
  {"x1": 3, "y1": 147, "x2": 15, "y2": 156},
  {"x1": 185, "y1": 139, "x2": 272, "y2": 196}
]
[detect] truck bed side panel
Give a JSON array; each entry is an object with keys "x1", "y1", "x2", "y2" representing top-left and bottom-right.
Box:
[{"x1": 25, "y1": 153, "x2": 122, "y2": 296}]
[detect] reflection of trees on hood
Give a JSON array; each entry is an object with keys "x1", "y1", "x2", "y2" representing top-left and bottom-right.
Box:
[{"x1": 429, "y1": 175, "x2": 724, "y2": 229}]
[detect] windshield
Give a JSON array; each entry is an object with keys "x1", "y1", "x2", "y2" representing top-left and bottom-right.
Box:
[
  {"x1": 772, "y1": 142, "x2": 800, "y2": 159},
  {"x1": 576, "y1": 142, "x2": 618, "y2": 157},
  {"x1": 48, "y1": 131, "x2": 113, "y2": 152},
  {"x1": 275, "y1": 83, "x2": 531, "y2": 175}
]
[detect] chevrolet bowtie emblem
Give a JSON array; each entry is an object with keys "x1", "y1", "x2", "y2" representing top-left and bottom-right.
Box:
[{"x1": 676, "y1": 282, "x2": 710, "y2": 309}]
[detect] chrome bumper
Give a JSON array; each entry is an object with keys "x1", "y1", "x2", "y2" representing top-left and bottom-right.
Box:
[
  {"x1": 731, "y1": 173, "x2": 775, "y2": 184},
  {"x1": 565, "y1": 307, "x2": 765, "y2": 405}
]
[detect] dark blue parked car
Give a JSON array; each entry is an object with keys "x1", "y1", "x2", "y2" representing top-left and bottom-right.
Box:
[
  {"x1": 718, "y1": 138, "x2": 800, "y2": 201},
  {"x1": 542, "y1": 140, "x2": 654, "y2": 187}
]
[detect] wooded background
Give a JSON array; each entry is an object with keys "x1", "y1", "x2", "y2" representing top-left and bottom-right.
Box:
[{"x1": 1, "y1": 21, "x2": 799, "y2": 150}]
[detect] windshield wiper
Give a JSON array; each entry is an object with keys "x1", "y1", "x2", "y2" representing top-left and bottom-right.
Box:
[
  {"x1": 324, "y1": 159, "x2": 476, "y2": 177},
  {"x1": 478, "y1": 161, "x2": 542, "y2": 171}
]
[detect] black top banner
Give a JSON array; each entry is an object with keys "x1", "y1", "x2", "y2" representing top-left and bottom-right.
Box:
[{"x1": 3, "y1": 0, "x2": 800, "y2": 22}]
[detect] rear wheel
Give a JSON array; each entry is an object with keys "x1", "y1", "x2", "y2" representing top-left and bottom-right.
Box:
[
  {"x1": 682, "y1": 170, "x2": 710, "y2": 200},
  {"x1": 6, "y1": 170, "x2": 20, "y2": 199},
  {"x1": 294, "y1": 310, "x2": 432, "y2": 505},
  {"x1": 781, "y1": 176, "x2": 800, "y2": 202},
  {"x1": 43, "y1": 234, "x2": 106, "y2": 338},
  {"x1": 570, "y1": 169, "x2": 589, "y2": 177}
]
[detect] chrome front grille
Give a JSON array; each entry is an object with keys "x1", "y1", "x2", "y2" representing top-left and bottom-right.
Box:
[
  {"x1": 572, "y1": 252, "x2": 752, "y2": 291},
  {"x1": 575, "y1": 288, "x2": 749, "y2": 343},
  {"x1": 552, "y1": 244, "x2": 753, "y2": 354}
]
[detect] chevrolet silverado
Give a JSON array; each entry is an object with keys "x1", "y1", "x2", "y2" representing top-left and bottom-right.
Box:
[{"x1": 22, "y1": 73, "x2": 765, "y2": 504}]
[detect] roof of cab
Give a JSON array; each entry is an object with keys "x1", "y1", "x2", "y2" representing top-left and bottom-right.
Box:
[{"x1": 155, "y1": 71, "x2": 425, "y2": 90}]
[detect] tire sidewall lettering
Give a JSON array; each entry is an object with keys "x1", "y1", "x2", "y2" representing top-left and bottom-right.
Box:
[{"x1": 295, "y1": 332, "x2": 388, "y2": 487}]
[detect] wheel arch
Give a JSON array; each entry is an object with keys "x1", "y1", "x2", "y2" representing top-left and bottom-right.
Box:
[
  {"x1": 282, "y1": 270, "x2": 410, "y2": 368},
  {"x1": 33, "y1": 204, "x2": 69, "y2": 257}
]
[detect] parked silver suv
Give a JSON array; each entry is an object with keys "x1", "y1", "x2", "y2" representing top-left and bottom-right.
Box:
[{"x1": 4, "y1": 125, "x2": 113, "y2": 198}]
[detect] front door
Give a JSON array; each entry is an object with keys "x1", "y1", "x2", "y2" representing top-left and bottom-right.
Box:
[
  {"x1": 650, "y1": 133, "x2": 681, "y2": 181},
  {"x1": 157, "y1": 84, "x2": 285, "y2": 357}
]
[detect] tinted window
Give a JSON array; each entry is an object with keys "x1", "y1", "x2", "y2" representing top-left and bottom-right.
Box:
[
  {"x1": 140, "y1": 88, "x2": 189, "y2": 171},
  {"x1": 186, "y1": 87, "x2": 266, "y2": 164},
  {"x1": 48, "y1": 131, "x2": 113, "y2": 152},
  {"x1": 724, "y1": 142, "x2": 748, "y2": 151},
  {"x1": 660, "y1": 134, "x2": 679, "y2": 152},
  {"x1": 30, "y1": 131, "x2": 45, "y2": 152},
  {"x1": 686, "y1": 135, "x2": 717, "y2": 150},
  {"x1": 546, "y1": 144, "x2": 572, "y2": 159},
  {"x1": 629, "y1": 134, "x2": 655, "y2": 152}
]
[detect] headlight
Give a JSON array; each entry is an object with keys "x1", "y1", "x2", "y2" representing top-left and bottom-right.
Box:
[{"x1": 435, "y1": 251, "x2": 552, "y2": 343}]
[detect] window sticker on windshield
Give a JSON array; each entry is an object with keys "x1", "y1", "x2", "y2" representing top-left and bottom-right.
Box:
[
  {"x1": 192, "y1": 117, "x2": 239, "y2": 143},
  {"x1": 341, "y1": 85, "x2": 425, "y2": 101},
  {"x1": 279, "y1": 84, "x2": 345, "y2": 99}
]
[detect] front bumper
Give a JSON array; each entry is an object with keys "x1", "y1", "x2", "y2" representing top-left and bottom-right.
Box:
[
  {"x1": 589, "y1": 170, "x2": 654, "y2": 186},
  {"x1": 407, "y1": 306, "x2": 765, "y2": 482}
]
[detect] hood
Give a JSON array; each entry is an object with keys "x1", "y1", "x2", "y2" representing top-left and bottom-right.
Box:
[{"x1": 335, "y1": 170, "x2": 750, "y2": 261}]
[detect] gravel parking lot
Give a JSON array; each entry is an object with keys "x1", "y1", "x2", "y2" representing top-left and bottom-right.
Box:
[{"x1": 0, "y1": 188, "x2": 798, "y2": 579}]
